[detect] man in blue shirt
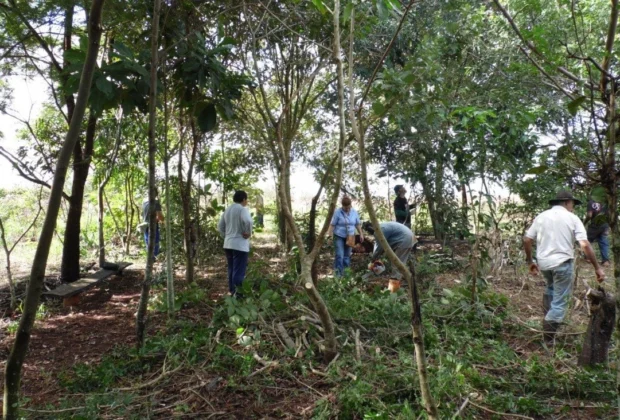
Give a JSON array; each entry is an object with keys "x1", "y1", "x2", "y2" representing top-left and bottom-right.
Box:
[
  {"x1": 218, "y1": 190, "x2": 253, "y2": 296},
  {"x1": 364, "y1": 221, "x2": 416, "y2": 280}
]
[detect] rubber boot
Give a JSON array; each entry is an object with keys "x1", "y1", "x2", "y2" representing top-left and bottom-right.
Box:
[
  {"x1": 542, "y1": 320, "x2": 560, "y2": 346},
  {"x1": 542, "y1": 294, "x2": 552, "y2": 317}
]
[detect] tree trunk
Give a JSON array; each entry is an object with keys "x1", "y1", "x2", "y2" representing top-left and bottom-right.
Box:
[
  {"x1": 179, "y1": 119, "x2": 200, "y2": 284},
  {"x1": 97, "y1": 117, "x2": 122, "y2": 267},
  {"x1": 60, "y1": 113, "x2": 97, "y2": 282},
  {"x1": 0, "y1": 218, "x2": 16, "y2": 310},
  {"x1": 347, "y1": 7, "x2": 438, "y2": 418},
  {"x1": 460, "y1": 182, "x2": 468, "y2": 240},
  {"x1": 163, "y1": 82, "x2": 175, "y2": 316},
  {"x1": 3, "y1": 1, "x2": 104, "y2": 416},
  {"x1": 136, "y1": 0, "x2": 161, "y2": 350}
]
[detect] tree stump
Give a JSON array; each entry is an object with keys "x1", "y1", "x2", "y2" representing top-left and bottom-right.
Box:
[{"x1": 578, "y1": 288, "x2": 615, "y2": 367}]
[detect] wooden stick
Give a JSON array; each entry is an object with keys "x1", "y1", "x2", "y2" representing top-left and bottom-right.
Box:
[
  {"x1": 355, "y1": 329, "x2": 361, "y2": 362},
  {"x1": 469, "y1": 400, "x2": 534, "y2": 419},
  {"x1": 277, "y1": 322, "x2": 296, "y2": 349},
  {"x1": 452, "y1": 397, "x2": 469, "y2": 419}
]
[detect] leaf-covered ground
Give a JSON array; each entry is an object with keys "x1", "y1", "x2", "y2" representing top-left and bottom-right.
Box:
[{"x1": 0, "y1": 231, "x2": 615, "y2": 419}]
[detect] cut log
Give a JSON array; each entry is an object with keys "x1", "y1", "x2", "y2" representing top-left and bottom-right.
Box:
[{"x1": 579, "y1": 287, "x2": 615, "y2": 367}]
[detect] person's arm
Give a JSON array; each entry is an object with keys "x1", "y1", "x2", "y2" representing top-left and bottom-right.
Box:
[
  {"x1": 523, "y1": 236, "x2": 539, "y2": 276},
  {"x1": 356, "y1": 224, "x2": 364, "y2": 242},
  {"x1": 579, "y1": 240, "x2": 605, "y2": 282},
  {"x1": 241, "y1": 208, "x2": 253, "y2": 239}
]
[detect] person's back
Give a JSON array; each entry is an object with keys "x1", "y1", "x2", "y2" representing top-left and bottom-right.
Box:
[
  {"x1": 527, "y1": 205, "x2": 585, "y2": 270},
  {"x1": 381, "y1": 222, "x2": 414, "y2": 249},
  {"x1": 218, "y1": 190, "x2": 253, "y2": 296},
  {"x1": 219, "y1": 203, "x2": 253, "y2": 252}
]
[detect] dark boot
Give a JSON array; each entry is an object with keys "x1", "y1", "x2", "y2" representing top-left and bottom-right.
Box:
[
  {"x1": 542, "y1": 295, "x2": 552, "y2": 317},
  {"x1": 542, "y1": 320, "x2": 560, "y2": 346}
]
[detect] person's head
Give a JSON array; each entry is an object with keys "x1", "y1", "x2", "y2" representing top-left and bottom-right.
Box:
[
  {"x1": 341, "y1": 196, "x2": 352, "y2": 212},
  {"x1": 362, "y1": 221, "x2": 375, "y2": 235},
  {"x1": 548, "y1": 190, "x2": 582, "y2": 213},
  {"x1": 394, "y1": 185, "x2": 406, "y2": 197},
  {"x1": 233, "y1": 190, "x2": 248, "y2": 206}
]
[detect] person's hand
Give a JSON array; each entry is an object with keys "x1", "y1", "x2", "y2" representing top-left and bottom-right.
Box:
[
  {"x1": 242, "y1": 232, "x2": 251, "y2": 239},
  {"x1": 360, "y1": 234, "x2": 364, "y2": 243},
  {"x1": 529, "y1": 263, "x2": 540, "y2": 276},
  {"x1": 595, "y1": 267, "x2": 606, "y2": 283}
]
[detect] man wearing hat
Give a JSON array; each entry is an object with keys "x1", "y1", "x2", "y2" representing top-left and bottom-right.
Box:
[
  {"x1": 523, "y1": 190, "x2": 605, "y2": 345},
  {"x1": 393, "y1": 185, "x2": 415, "y2": 228}
]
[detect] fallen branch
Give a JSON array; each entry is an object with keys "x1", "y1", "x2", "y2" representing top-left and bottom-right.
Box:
[
  {"x1": 21, "y1": 406, "x2": 87, "y2": 414},
  {"x1": 355, "y1": 329, "x2": 361, "y2": 362},
  {"x1": 115, "y1": 362, "x2": 182, "y2": 391},
  {"x1": 452, "y1": 397, "x2": 469, "y2": 419},
  {"x1": 469, "y1": 400, "x2": 534, "y2": 420},
  {"x1": 277, "y1": 322, "x2": 296, "y2": 350}
]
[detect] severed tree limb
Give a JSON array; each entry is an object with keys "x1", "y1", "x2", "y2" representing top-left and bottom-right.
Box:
[{"x1": 276, "y1": 322, "x2": 296, "y2": 350}]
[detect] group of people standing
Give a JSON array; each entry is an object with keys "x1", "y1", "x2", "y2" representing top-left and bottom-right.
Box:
[
  {"x1": 328, "y1": 184, "x2": 416, "y2": 281},
  {"x1": 215, "y1": 185, "x2": 417, "y2": 296},
  {"x1": 147, "y1": 185, "x2": 611, "y2": 347}
]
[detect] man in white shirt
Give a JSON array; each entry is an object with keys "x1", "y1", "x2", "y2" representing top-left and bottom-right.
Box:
[
  {"x1": 218, "y1": 190, "x2": 253, "y2": 297},
  {"x1": 523, "y1": 190, "x2": 605, "y2": 345}
]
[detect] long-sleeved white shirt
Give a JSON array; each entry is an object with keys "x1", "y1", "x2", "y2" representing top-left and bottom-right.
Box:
[{"x1": 218, "y1": 203, "x2": 253, "y2": 252}]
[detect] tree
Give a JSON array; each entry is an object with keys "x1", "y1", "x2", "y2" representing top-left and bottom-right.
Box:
[
  {"x1": 3, "y1": 0, "x2": 105, "y2": 415},
  {"x1": 136, "y1": 0, "x2": 161, "y2": 350},
  {"x1": 490, "y1": 0, "x2": 619, "y2": 411}
]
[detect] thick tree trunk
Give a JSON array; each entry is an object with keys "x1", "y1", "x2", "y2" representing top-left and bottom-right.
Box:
[
  {"x1": 136, "y1": 0, "x2": 161, "y2": 350},
  {"x1": 60, "y1": 113, "x2": 97, "y2": 282},
  {"x1": 3, "y1": 1, "x2": 104, "y2": 416}
]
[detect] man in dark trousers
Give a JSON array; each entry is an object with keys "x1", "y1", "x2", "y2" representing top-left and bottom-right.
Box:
[
  {"x1": 363, "y1": 221, "x2": 416, "y2": 281},
  {"x1": 218, "y1": 190, "x2": 253, "y2": 297},
  {"x1": 523, "y1": 190, "x2": 605, "y2": 345},
  {"x1": 584, "y1": 195, "x2": 610, "y2": 267},
  {"x1": 393, "y1": 185, "x2": 415, "y2": 228}
]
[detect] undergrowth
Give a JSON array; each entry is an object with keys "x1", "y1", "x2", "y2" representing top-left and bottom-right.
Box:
[{"x1": 30, "y1": 255, "x2": 615, "y2": 419}]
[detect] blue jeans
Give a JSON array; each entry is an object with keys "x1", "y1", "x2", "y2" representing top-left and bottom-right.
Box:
[
  {"x1": 333, "y1": 235, "x2": 352, "y2": 277},
  {"x1": 542, "y1": 260, "x2": 574, "y2": 323},
  {"x1": 144, "y1": 225, "x2": 160, "y2": 257},
  {"x1": 588, "y1": 228, "x2": 610, "y2": 263},
  {"x1": 225, "y1": 249, "x2": 249, "y2": 295}
]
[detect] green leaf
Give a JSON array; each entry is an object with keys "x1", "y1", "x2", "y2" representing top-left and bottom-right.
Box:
[
  {"x1": 591, "y1": 186, "x2": 606, "y2": 203},
  {"x1": 113, "y1": 42, "x2": 135, "y2": 60},
  {"x1": 95, "y1": 76, "x2": 114, "y2": 98},
  {"x1": 343, "y1": 1, "x2": 353, "y2": 22},
  {"x1": 372, "y1": 101, "x2": 385, "y2": 115},
  {"x1": 388, "y1": 0, "x2": 401, "y2": 10},
  {"x1": 525, "y1": 165, "x2": 548, "y2": 175},
  {"x1": 402, "y1": 71, "x2": 415, "y2": 84},
  {"x1": 311, "y1": 0, "x2": 327, "y2": 15},
  {"x1": 567, "y1": 96, "x2": 586, "y2": 116},
  {"x1": 196, "y1": 103, "x2": 217, "y2": 133}
]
